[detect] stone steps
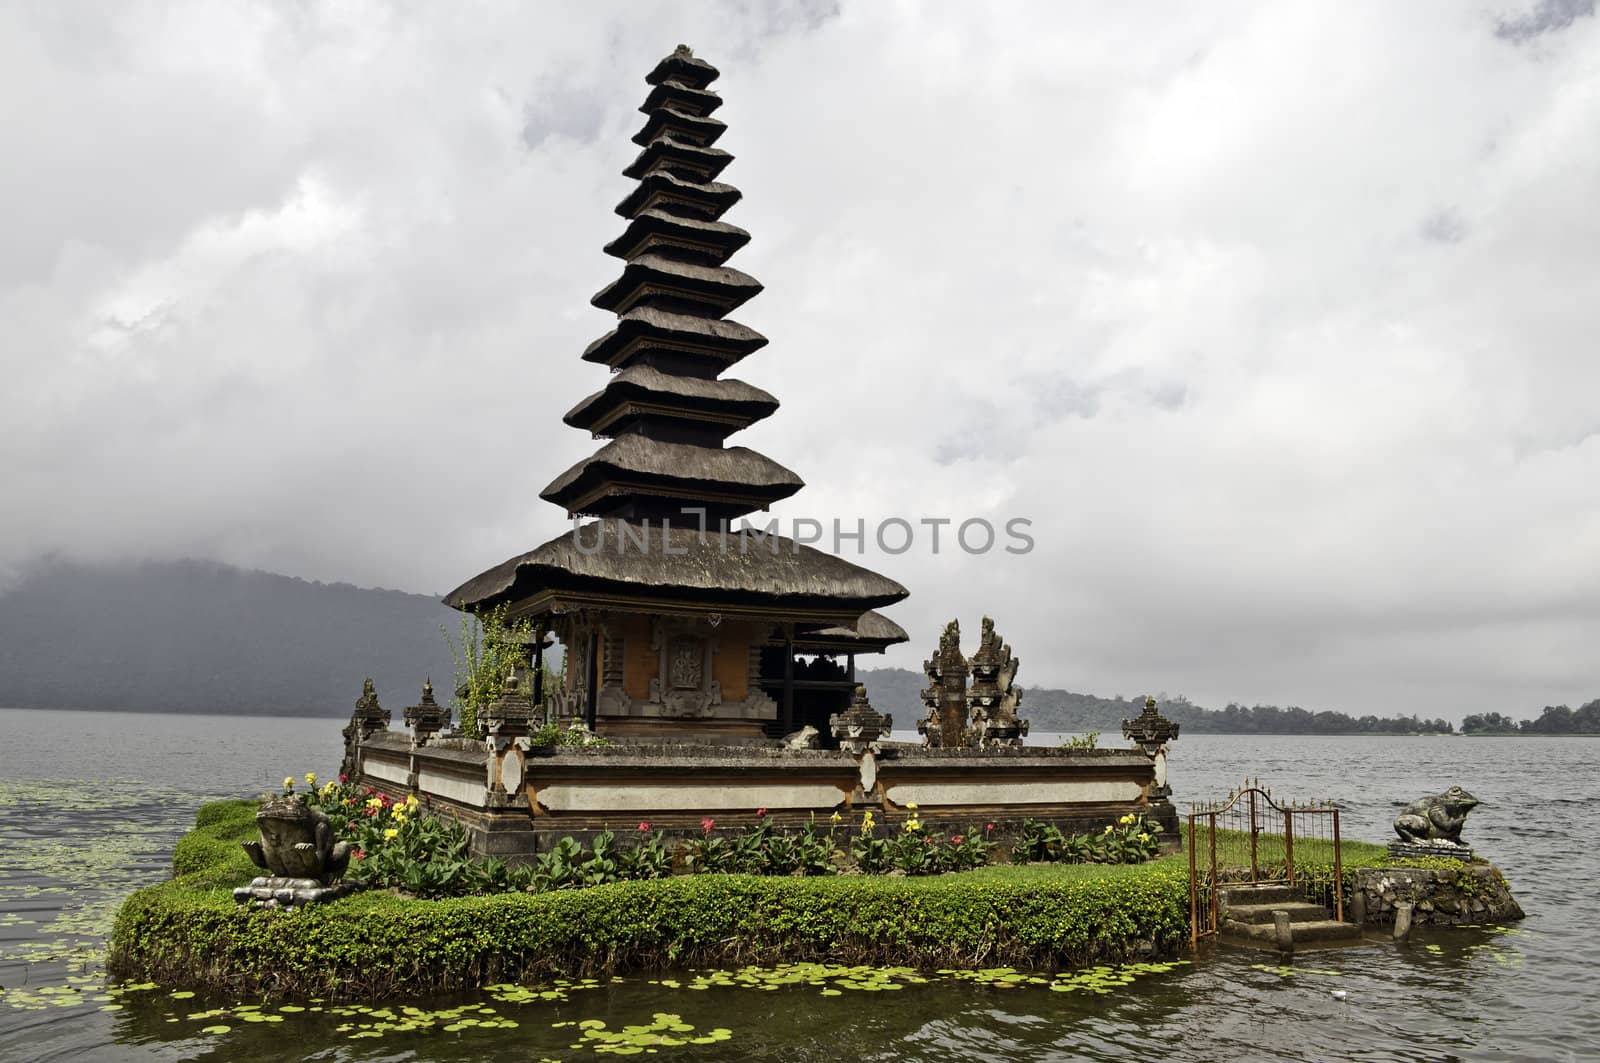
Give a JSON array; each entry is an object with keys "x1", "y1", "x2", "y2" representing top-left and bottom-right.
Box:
[
  {"x1": 1216, "y1": 881, "x2": 1367, "y2": 950},
  {"x1": 1222, "y1": 918, "x2": 1365, "y2": 946},
  {"x1": 1222, "y1": 901, "x2": 1333, "y2": 925}
]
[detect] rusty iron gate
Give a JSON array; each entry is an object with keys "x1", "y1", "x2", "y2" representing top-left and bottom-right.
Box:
[{"x1": 1188, "y1": 780, "x2": 1344, "y2": 946}]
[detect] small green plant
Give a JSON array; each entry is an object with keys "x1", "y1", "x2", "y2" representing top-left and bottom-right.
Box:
[
  {"x1": 1061, "y1": 731, "x2": 1100, "y2": 751},
  {"x1": 618, "y1": 826, "x2": 673, "y2": 880},
  {"x1": 444, "y1": 604, "x2": 543, "y2": 741}
]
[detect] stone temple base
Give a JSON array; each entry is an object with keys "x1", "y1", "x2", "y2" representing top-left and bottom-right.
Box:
[
  {"x1": 233, "y1": 876, "x2": 357, "y2": 909},
  {"x1": 1388, "y1": 841, "x2": 1475, "y2": 861}
]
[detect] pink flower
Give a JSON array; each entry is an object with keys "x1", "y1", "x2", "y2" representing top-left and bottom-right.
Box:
[
  {"x1": 638, "y1": 821, "x2": 651, "y2": 832},
  {"x1": 755, "y1": 807, "x2": 767, "y2": 818},
  {"x1": 951, "y1": 836, "x2": 964, "y2": 845},
  {"x1": 338, "y1": 773, "x2": 348, "y2": 784},
  {"x1": 985, "y1": 823, "x2": 996, "y2": 833},
  {"x1": 353, "y1": 849, "x2": 366, "y2": 861},
  {"x1": 701, "y1": 817, "x2": 716, "y2": 834}
]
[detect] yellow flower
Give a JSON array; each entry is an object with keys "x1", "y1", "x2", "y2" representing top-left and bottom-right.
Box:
[
  {"x1": 1119, "y1": 813, "x2": 1136, "y2": 826},
  {"x1": 304, "y1": 772, "x2": 318, "y2": 787},
  {"x1": 366, "y1": 797, "x2": 383, "y2": 809},
  {"x1": 1104, "y1": 824, "x2": 1115, "y2": 835},
  {"x1": 830, "y1": 811, "x2": 842, "y2": 824},
  {"x1": 405, "y1": 794, "x2": 419, "y2": 810},
  {"x1": 905, "y1": 802, "x2": 919, "y2": 811},
  {"x1": 383, "y1": 828, "x2": 398, "y2": 840},
  {"x1": 392, "y1": 811, "x2": 407, "y2": 824},
  {"x1": 904, "y1": 818, "x2": 921, "y2": 833},
  {"x1": 283, "y1": 776, "x2": 295, "y2": 790},
  {"x1": 1138, "y1": 833, "x2": 1151, "y2": 843},
  {"x1": 861, "y1": 811, "x2": 876, "y2": 830}
]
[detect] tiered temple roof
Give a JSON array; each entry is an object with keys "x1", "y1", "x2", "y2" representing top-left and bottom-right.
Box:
[
  {"x1": 449, "y1": 46, "x2": 907, "y2": 639},
  {"x1": 542, "y1": 46, "x2": 800, "y2": 524}
]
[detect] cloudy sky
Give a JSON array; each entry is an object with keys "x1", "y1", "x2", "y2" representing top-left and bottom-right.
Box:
[{"x1": 4, "y1": 1, "x2": 1597, "y2": 721}]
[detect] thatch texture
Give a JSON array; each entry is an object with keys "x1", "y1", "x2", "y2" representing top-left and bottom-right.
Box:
[
  {"x1": 799, "y1": 610, "x2": 911, "y2": 650},
  {"x1": 445, "y1": 520, "x2": 909, "y2": 615},
  {"x1": 564, "y1": 367, "x2": 777, "y2": 434},
  {"x1": 646, "y1": 47, "x2": 719, "y2": 90},
  {"x1": 603, "y1": 210, "x2": 750, "y2": 264},
  {"x1": 541, "y1": 435, "x2": 802, "y2": 513},
  {"x1": 622, "y1": 137, "x2": 734, "y2": 182},
  {"x1": 582, "y1": 306, "x2": 766, "y2": 367}
]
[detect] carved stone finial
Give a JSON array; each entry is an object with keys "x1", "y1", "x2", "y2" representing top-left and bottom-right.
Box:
[
  {"x1": 918, "y1": 619, "x2": 969, "y2": 747},
  {"x1": 340, "y1": 676, "x2": 391, "y2": 781},
  {"x1": 481, "y1": 670, "x2": 534, "y2": 743},
  {"x1": 675, "y1": 43, "x2": 693, "y2": 57},
  {"x1": 966, "y1": 616, "x2": 1029, "y2": 749},
  {"x1": 404, "y1": 678, "x2": 450, "y2": 745},
  {"x1": 1122, "y1": 694, "x2": 1179, "y2": 756},
  {"x1": 830, "y1": 684, "x2": 893, "y2": 755}
]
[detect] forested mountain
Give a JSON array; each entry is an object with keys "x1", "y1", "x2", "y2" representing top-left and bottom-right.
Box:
[
  {"x1": 857, "y1": 668, "x2": 1458, "y2": 736},
  {"x1": 0, "y1": 559, "x2": 457, "y2": 716}
]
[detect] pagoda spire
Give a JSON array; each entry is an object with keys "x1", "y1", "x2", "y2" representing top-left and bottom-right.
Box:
[{"x1": 542, "y1": 47, "x2": 804, "y2": 524}]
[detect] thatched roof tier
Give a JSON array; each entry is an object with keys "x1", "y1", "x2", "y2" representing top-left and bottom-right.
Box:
[
  {"x1": 603, "y1": 210, "x2": 750, "y2": 267},
  {"x1": 582, "y1": 306, "x2": 767, "y2": 371},
  {"x1": 564, "y1": 366, "x2": 777, "y2": 438},
  {"x1": 789, "y1": 610, "x2": 910, "y2": 654},
  {"x1": 641, "y1": 79, "x2": 722, "y2": 118},
  {"x1": 541, "y1": 434, "x2": 802, "y2": 518},
  {"x1": 622, "y1": 137, "x2": 734, "y2": 183},
  {"x1": 615, "y1": 170, "x2": 740, "y2": 223},
  {"x1": 444, "y1": 521, "x2": 909, "y2": 619},
  {"x1": 646, "y1": 46, "x2": 720, "y2": 91},
  {"x1": 591, "y1": 253, "x2": 761, "y2": 317},
  {"x1": 632, "y1": 107, "x2": 727, "y2": 149}
]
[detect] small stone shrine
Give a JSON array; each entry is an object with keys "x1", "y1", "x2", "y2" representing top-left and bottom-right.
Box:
[
  {"x1": 338, "y1": 677, "x2": 389, "y2": 782},
  {"x1": 344, "y1": 47, "x2": 1181, "y2": 856}
]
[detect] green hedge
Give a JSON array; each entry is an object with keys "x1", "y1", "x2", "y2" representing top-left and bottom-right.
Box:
[{"x1": 110, "y1": 801, "x2": 1193, "y2": 998}]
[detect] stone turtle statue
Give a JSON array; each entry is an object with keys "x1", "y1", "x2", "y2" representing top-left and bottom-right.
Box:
[
  {"x1": 1393, "y1": 785, "x2": 1480, "y2": 845},
  {"x1": 234, "y1": 794, "x2": 355, "y2": 908}
]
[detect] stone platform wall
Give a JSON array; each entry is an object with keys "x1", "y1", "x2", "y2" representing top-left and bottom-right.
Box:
[
  {"x1": 1351, "y1": 865, "x2": 1524, "y2": 927},
  {"x1": 354, "y1": 733, "x2": 1176, "y2": 859}
]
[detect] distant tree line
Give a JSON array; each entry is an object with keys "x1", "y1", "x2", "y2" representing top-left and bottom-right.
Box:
[
  {"x1": 1460, "y1": 699, "x2": 1600, "y2": 735},
  {"x1": 858, "y1": 669, "x2": 1457, "y2": 736}
]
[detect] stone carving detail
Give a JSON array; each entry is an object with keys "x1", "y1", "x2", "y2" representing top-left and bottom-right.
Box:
[
  {"x1": 234, "y1": 794, "x2": 355, "y2": 908},
  {"x1": 403, "y1": 678, "x2": 449, "y2": 746},
  {"x1": 669, "y1": 636, "x2": 703, "y2": 689},
  {"x1": 830, "y1": 684, "x2": 893, "y2": 755},
  {"x1": 782, "y1": 725, "x2": 820, "y2": 750},
  {"x1": 918, "y1": 620, "x2": 968, "y2": 747},
  {"x1": 1122, "y1": 695, "x2": 1179, "y2": 754},
  {"x1": 340, "y1": 676, "x2": 390, "y2": 781},
  {"x1": 1393, "y1": 786, "x2": 1480, "y2": 848},
  {"x1": 482, "y1": 670, "x2": 536, "y2": 744},
  {"x1": 649, "y1": 621, "x2": 723, "y2": 716},
  {"x1": 966, "y1": 617, "x2": 1029, "y2": 749}
]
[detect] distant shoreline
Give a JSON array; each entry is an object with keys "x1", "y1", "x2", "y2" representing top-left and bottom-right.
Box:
[{"x1": 5, "y1": 704, "x2": 1599, "y2": 738}]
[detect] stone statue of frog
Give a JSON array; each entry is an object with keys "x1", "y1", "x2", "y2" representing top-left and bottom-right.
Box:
[
  {"x1": 1393, "y1": 785, "x2": 1481, "y2": 845},
  {"x1": 241, "y1": 794, "x2": 352, "y2": 883}
]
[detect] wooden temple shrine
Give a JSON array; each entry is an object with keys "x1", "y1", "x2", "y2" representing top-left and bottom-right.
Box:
[{"x1": 346, "y1": 47, "x2": 1179, "y2": 856}]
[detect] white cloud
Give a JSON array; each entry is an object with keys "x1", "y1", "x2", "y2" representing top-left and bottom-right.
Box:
[{"x1": 2, "y1": 1, "x2": 1597, "y2": 720}]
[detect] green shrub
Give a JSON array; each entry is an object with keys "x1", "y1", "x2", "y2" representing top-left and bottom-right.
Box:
[{"x1": 111, "y1": 802, "x2": 1194, "y2": 999}]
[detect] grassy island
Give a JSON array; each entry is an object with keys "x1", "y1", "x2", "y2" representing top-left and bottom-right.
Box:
[{"x1": 110, "y1": 799, "x2": 1192, "y2": 999}]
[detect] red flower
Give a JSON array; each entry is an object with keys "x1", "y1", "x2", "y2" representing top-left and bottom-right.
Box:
[
  {"x1": 951, "y1": 836, "x2": 964, "y2": 845},
  {"x1": 353, "y1": 849, "x2": 366, "y2": 861},
  {"x1": 338, "y1": 773, "x2": 348, "y2": 784},
  {"x1": 638, "y1": 821, "x2": 651, "y2": 832},
  {"x1": 985, "y1": 823, "x2": 996, "y2": 833},
  {"x1": 755, "y1": 808, "x2": 767, "y2": 818},
  {"x1": 701, "y1": 817, "x2": 716, "y2": 834}
]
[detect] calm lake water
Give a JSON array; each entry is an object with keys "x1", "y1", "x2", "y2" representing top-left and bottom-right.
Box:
[{"x1": 1, "y1": 707, "x2": 1596, "y2": 1062}]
